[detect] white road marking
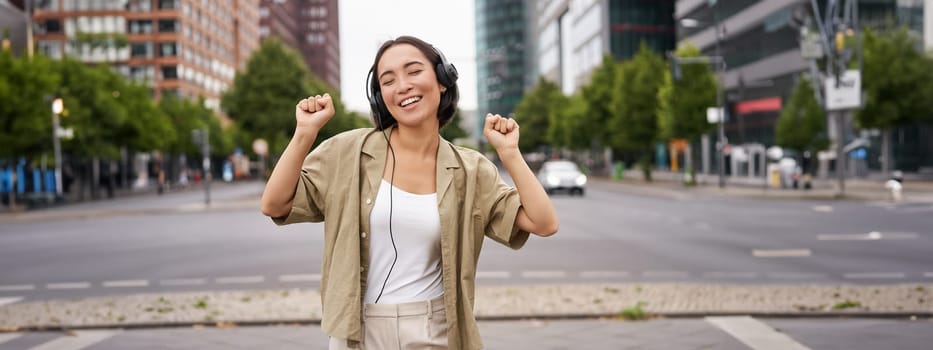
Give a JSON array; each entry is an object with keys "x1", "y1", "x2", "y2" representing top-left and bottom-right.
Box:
[
  {"x1": 643, "y1": 271, "x2": 689, "y2": 278},
  {"x1": 817, "y1": 231, "x2": 918, "y2": 241},
  {"x1": 703, "y1": 272, "x2": 758, "y2": 279},
  {"x1": 0, "y1": 333, "x2": 23, "y2": 345},
  {"x1": 902, "y1": 206, "x2": 933, "y2": 213},
  {"x1": 925, "y1": 272, "x2": 933, "y2": 278},
  {"x1": 843, "y1": 272, "x2": 905, "y2": 279},
  {"x1": 767, "y1": 272, "x2": 826, "y2": 280},
  {"x1": 46, "y1": 282, "x2": 91, "y2": 290},
  {"x1": 580, "y1": 271, "x2": 630, "y2": 278},
  {"x1": 159, "y1": 278, "x2": 206, "y2": 286},
  {"x1": 278, "y1": 274, "x2": 321, "y2": 282},
  {"x1": 752, "y1": 249, "x2": 811, "y2": 257},
  {"x1": 28, "y1": 330, "x2": 119, "y2": 350},
  {"x1": 476, "y1": 271, "x2": 511, "y2": 279},
  {"x1": 0, "y1": 284, "x2": 35, "y2": 291},
  {"x1": 706, "y1": 316, "x2": 812, "y2": 350},
  {"x1": 0, "y1": 297, "x2": 23, "y2": 307},
  {"x1": 521, "y1": 271, "x2": 566, "y2": 279},
  {"x1": 215, "y1": 276, "x2": 265, "y2": 284},
  {"x1": 102, "y1": 279, "x2": 149, "y2": 288},
  {"x1": 812, "y1": 205, "x2": 833, "y2": 212}
]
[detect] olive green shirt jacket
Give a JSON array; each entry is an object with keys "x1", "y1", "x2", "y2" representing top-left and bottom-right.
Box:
[{"x1": 273, "y1": 127, "x2": 530, "y2": 350}]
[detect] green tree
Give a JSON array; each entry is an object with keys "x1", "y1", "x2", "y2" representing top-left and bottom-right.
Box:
[
  {"x1": 222, "y1": 38, "x2": 365, "y2": 156},
  {"x1": 557, "y1": 94, "x2": 591, "y2": 150},
  {"x1": 657, "y1": 44, "x2": 718, "y2": 183},
  {"x1": 513, "y1": 77, "x2": 564, "y2": 154},
  {"x1": 859, "y1": 27, "x2": 933, "y2": 174},
  {"x1": 0, "y1": 50, "x2": 58, "y2": 159},
  {"x1": 775, "y1": 75, "x2": 828, "y2": 169},
  {"x1": 116, "y1": 80, "x2": 175, "y2": 152},
  {"x1": 55, "y1": 58, "x2": 128, "y2": 159},
  {"x1": 579, "y1": 55, "x2": 619, "y2": 147},
  {"x1": 611, "y1": 43, "x2": 666, "y2": 181},
  {"x1": 440, "y1": 108, "x2": 469, "y2": 141}
]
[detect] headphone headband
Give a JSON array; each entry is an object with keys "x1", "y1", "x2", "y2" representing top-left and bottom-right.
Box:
[{"x1": 367, "y1": 45, "x2": 458, "y2": 129}]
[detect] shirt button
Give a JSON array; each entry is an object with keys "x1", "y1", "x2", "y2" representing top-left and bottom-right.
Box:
[
  {"x1": 360, "y1": 267, "x2": 365, "y2": 273},
  {"x1": 361, "y1": 232, "x2": 367, "y2": 238},
  {"x1": 366, "y1": 198, "x2": 372, "y2": 205}
]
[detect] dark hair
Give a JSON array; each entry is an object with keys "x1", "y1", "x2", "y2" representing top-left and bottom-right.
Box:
[{"x1": 367, "y1": 36, "x2": 459, "y2": 130}]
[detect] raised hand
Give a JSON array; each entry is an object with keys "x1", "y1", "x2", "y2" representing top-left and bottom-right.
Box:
[
  {"x1": 295, "y1": 93, "x2": 335, "y2": 135},
  {"x1": 483, "y1": 113, "x2": 520, "y2": 154}
]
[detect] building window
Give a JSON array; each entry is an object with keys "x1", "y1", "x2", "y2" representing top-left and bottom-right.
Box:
[
  {"x1": 38, "y1": 41, "x2": 63, "y2": 59},
  {"x1": 128, "y1": 20, "x2": 153, "y2": 34},
  {"x1": 158, "y1": 0, "x2": 178, "y2": 10},
  {"x1": 159, "y1": 42, "x2": 178, "y2": 56},
  {"x1": 128, "y1": 0, "x2": 152, "y2": 11},
  {"x1": 161, "y1": 65, "x2": 178, "y2": 79},
  {"x1": 158, "y1": 20, "x2": 178, "y2": 33},
  {"x1": 131, "y1": 42, "x2": 153, "y2": 57}
]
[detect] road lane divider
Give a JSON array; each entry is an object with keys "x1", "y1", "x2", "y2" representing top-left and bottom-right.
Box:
[
  {"x1": 752, "y1": 249, "x2": 811, "y2": 257},
  {"x1": 215, "y1": 276, "x2": 265, "y2": 284},
  {"x1": 642, "y1": 271, "x2": 689, "y2": 278},
  {"x1": 521, "y1": 271, "x2": 566, "y2": 279},
  {"x1": 767, "y1": 272, "x2": 826, "y2": 280},
  {"x1": 706, "y1": 316, "x2": 812, "y2": 350},
  {"x1": 102, "y1": 280, "x2": 149, "y2": 288},
  {"x1": 843, "y1": 272, "x2": 905, "y2": 279},
  {"x1": 278, "y1": 274, "x2": 321, "y2": 282},
  {"x1": 0, "y1": 284, "x2": 34, "y2": 292},
  {"x1": 476, "y1": 271, "x2": 511, "y2": 279},
  {"x1": 580, "y1": 271, "x2": 630, "y2": 278},
  {"x1": 46, "y1": 282, "x2": 91, "y2": 290},
  {"x1": 0, "y1": 297, "x2": 23, "y2": 307},
  {"x1": 702, "y1": 272, "x2": 758, "y2": 279},
  {"x1": 159, "y1": 278, "x2": 206, "y2": 286},
  {"x1": 817, "y1": 231, "x2": 918, "y2": 241}
]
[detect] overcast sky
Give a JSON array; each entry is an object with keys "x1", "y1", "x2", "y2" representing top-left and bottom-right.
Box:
[{"x1": 338, "y1": 0, "x2": 477, "y2": 115}]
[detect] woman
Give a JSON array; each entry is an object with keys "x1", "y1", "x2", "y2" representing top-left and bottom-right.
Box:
[{"x1": 261, "y1": 35, "x2": 558, "y2": 350}]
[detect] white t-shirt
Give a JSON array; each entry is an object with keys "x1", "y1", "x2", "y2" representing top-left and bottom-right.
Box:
[{"x1": 364, "y1": 179, "x2": 444, "y2": 304}]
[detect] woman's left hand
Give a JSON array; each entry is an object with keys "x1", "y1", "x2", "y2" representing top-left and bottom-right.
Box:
[{"x1": 483, "y1": 113, "x2": 520, "y2": 154}]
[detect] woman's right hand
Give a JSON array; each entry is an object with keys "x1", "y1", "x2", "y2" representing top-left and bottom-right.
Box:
[{"x1": 295, "y1": 93, "x2": 335, "y2": 135}]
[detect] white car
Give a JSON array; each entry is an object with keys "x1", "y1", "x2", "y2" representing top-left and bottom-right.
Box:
[{"x1": 537, "y1": 160, "x2": 587, "y2": 196}]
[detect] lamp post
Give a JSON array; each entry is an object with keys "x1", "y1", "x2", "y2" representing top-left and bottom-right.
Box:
[
  {"x1": 51, "y1": 97, "x2": 63, "y2": 197},
  {"x1": 679, "y1": 15, "x2": 728, "y2": 188}
]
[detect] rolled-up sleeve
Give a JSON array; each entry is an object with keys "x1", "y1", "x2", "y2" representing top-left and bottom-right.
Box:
[
  {"x1": 477, "y1": 160, "x2": 530, "y2": 249},
  {"x1": 271, "y1": 139, "x2": 333, "y2": 226}
]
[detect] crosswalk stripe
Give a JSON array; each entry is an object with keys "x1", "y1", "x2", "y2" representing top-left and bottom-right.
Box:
[
  {"x1": 28, "y1": 330, "x2": 118, "y2": 350},
  {"x1": 0, "y1": 333, "x2": 23, "y2": 345},
  {"x1": 706, "y1": 316, "x2": 812, "y2": 350}
]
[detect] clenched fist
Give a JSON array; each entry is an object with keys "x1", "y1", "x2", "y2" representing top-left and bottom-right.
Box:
[
  {"x1": 483, "y1": 113, "x2": 520, "y2": 154},
  {"x1": 295, "y1": 93, "x2": 335, "y2": 135}
]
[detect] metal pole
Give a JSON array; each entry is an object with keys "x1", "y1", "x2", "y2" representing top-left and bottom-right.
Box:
[
  {"x1": 714, "y1": 8, "x2": 726, "y2": 188},
  {"x1": 202, "y1": 129, "x2": 211, "y2": 205},
  {"x1": 52, "y1": 110, "x2": 62, "y2": 198},
  {"x1": 25, "y1": 0, "x2": 33, "y2": 58},
  {"x1": 836, "y1": 111, "x2": 847, "y2": 197}
]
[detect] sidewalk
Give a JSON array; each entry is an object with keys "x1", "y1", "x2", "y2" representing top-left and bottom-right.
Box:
[{"x1": 604, "y1": 169, "x2": 933, "y2": 202}]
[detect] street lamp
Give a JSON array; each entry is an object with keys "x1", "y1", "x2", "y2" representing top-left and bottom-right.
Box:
[
  {"x1": 677, "y1": 15, "x2": 728, "y2": 188},
  {"x1": 51, "y1": 97, "x2": 63, "y2": 197}
]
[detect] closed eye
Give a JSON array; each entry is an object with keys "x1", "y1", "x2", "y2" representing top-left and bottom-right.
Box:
[
  {"x1": 381, "y1": 79, "x2": 394, "y2": 86},
  {"x1": 408, "y1": 69, "x2": 423, "y2": 76}
]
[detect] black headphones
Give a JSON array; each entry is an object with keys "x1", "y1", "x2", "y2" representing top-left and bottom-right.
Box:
[{"x1": 366, "y1": 45, "x2": 459, "y2": 129}]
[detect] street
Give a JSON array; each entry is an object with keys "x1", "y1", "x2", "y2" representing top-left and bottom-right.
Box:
[{"x1": 1, "y1": 178, "x2": 931, "y2": 303}]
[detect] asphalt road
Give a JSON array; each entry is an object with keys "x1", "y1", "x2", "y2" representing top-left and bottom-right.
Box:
[{"x1": 1, "y1": 178, "x2": 931, "y2": 302}]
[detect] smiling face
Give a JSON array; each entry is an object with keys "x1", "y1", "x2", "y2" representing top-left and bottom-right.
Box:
[{"x1": 376, "y1": 43, "x2": 446, "y2": 129}]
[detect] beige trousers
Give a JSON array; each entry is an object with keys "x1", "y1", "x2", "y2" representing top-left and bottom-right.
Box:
[{"x1": 329, "y1": 296, "x2": 448, "y2": 350}]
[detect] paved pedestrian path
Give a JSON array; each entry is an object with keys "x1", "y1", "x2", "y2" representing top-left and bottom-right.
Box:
[{"x1": 1, "y1": 317, "x2": 932, "y2": 350}]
